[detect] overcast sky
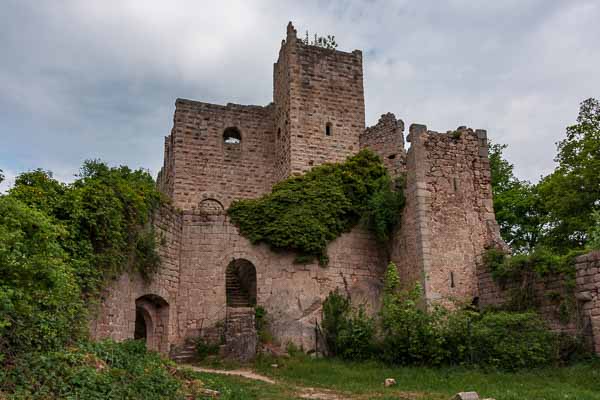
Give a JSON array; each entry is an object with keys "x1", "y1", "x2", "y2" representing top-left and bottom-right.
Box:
[{"x1": 1, "y1": 0, "x2": 599, "y2": 192}]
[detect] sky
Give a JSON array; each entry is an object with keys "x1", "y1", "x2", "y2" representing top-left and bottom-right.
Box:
[{"x1": 1, "y1": 0, "x2": 599, "y2": 192}]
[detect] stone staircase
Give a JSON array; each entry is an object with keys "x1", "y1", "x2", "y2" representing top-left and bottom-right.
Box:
[
  {"x1": 226, "y1": 268, "x2": 252, "y2": 307},
  {"x1": 170, "y1": 337, "x2": 198, "y2": 363}
]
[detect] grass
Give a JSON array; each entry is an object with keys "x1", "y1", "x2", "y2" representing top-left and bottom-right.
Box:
[{"x1": 248, "y1": 355, "x2": 600, "y2": 400}]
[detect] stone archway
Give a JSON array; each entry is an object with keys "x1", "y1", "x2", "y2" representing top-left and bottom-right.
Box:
[
  {"x1": 134, "y1": 294, "x2": 170, "y2": 354},
  {"x1": 226, "y1": 259, "x2": 257, "y2": 308}
]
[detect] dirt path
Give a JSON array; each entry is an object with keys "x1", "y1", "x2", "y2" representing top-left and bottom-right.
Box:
[
  {"x1": 182, "y1": 365, "x2": 277, "y2": 384},
  {"x1": 181, "y1": 365, "x2": 353, "y2": 399}
]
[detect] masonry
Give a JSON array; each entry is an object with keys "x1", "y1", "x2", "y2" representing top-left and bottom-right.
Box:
[{"x1": 90, "y1": 22, "x2": 539, "y2": 359}]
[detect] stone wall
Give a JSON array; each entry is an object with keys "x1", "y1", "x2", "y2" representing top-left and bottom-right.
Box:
[
  {"x1": 392, "y1": 125, "x2": 502, "y2": 305},
  {"x1": 360, "y1": 113, "x2": 406, "y2": 177},
  {"x1": 89, "y1": 205, "x2": 182, "y2": 354},
  {"x1": 576, "y1": 251, "x2": 600, "y2": 353},
  {"x1": 275, "y1": 23, "x2": 365, "y2": 177},
  {"x1": 477, "y1": 251, "x2": 600, "y2": 354},
  {"x1": 158, "y1": 100, "x2": 276, "y2": 211},
  {"x1": 478, "y1": 267, "x2": 578, "y2": 334}
]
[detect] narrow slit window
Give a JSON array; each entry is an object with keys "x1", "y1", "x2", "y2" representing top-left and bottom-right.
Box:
[
  {"x1": 450, "y1": 271, "x2": 455, "y2": 288},
  {"x1": 453, "y1": 177, "x2": 459, "y2": 192},
  {"x1": 325, "y1": 122, "x2": 332, "y2": 136}
]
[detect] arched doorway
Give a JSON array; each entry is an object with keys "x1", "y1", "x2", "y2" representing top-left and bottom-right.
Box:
[
  {"x1": 134, "y1": 294, "x2": 169, "y2": 353},
  {"x1": 226, "y1": 259, "x2": 257, "y2": 307}
]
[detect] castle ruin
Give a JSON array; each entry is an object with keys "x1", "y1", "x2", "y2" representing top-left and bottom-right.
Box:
[{"x1": 90, "y1": 22, "x2": 511, "y2": 359}]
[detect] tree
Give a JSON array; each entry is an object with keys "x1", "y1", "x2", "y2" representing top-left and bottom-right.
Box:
[
  {"x1": 488, "y1": 142, "x2": 543, "y2": 252},
  {"x1": 0, "y1": 169, "x2": 4, "y2": 184},
  {"x1": 537, "y1": 98, "x2": 600, "y2": 252}
]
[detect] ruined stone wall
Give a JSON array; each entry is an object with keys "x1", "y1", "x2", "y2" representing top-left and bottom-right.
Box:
[
  {"x1": 576, "y1": 251, "x2": 600, "y2": 353},
  {"x1": 478, "y1": 268, "x2": 578, "y2": 334},
  {"x1": 477, "y1": 251, "x2": 600, "y2": 354},
  {"x1": 360, "y1": 113, "x2": 406, "y2": 176},
  {"x1": 274, "y1": 23, "x2": 364, "y2": 177},
  {"x1": 392, "y1": 125, "x2": 500, "y2": 304},
  {"x1": 89, "y1": 205, "x2": 182, "y2": 354},
  {"x1": 171, "y1": 212, "x2": 386, "y2": 351},
  {"x1": 160, "y1": 99, "x2": 276, "y2": 210}
]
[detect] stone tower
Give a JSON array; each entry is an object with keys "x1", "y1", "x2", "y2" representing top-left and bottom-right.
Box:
[{"x1": 273, "y1": 22, "x2": 365, "y2": 180}]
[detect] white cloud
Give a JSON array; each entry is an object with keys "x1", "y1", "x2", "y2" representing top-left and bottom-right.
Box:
[{"x1": 0, "y1": 0, "x2": 598, "y2": 183}]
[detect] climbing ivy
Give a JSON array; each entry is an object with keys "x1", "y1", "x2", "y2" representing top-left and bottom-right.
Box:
[
  {"x1": 483, "y1": 247, "x2": 584, "y2": 318},
  {"x1": 228, "y1": 150, "x2": 405, "y2": 265}
]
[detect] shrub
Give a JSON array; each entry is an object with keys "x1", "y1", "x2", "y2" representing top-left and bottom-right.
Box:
[
  {"x1": 335, "y1": 306, "x2": 376, "y2": 361},
  {"x1": 469, "y1": 311, "x2": 555, "y2": 370},
  {"x1": 321, "y1": 288, "x2": 351, "y2": 356},
  {"x1": 0, "y1": 340, "x2": 188, "y2": 399},
  {"x1": 0, "y1": 197, "x2": 84, "y2": 358},
  {"x1": 255, "y1": 306, "x2": 272, "y2": 344},
  {"x1": 196, "y1": 338, "x2": 220, "y2": 360},
  {"x1": 228, "y1": 150, "x2": 404, "y2": 264}
]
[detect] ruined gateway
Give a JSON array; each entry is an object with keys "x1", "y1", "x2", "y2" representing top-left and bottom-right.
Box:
[{"x1": 90, "y1": 23, "x2": 505, "y2": 360}]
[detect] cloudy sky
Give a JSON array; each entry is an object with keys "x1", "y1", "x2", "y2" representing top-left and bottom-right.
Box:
[{"x1": 1, "y1": 0, "x2": 599, "y2": 191}]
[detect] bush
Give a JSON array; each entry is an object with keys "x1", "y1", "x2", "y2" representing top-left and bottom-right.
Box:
[
  {"x1": 196, "y1": 338, "x2": 220, "y2": 360},
  {"x1": 228, "y1": 150, "x2": 404, "y2": 264},
  {"x1": 0, "y1": 340, "x2": 188, "y2": 399},
  {"x1": 322, "y1": 289, "x2": 375, "y2": 360},
  {"x1": 469, "y1": 311, "x2": 555, "y2": 370},
  {"x1": 324, "y1": 262, "x2": 579, "y2": 370},
  {"x1": 0, "y1": 197, "x2": 84, "y2": 358},
  {"x1": 255, "y1": 306, "x2": 272, "y2": 344}
]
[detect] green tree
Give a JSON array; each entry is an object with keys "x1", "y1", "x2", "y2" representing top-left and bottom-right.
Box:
[
  {"x1": 0, "y1": 196, "x2": 84, "y2": 357},
  {"x1": 0, "y1": 169, "x2": 4, "y2": 184},
  {"x1": 537, "y1": 98, "x2": 600, "y2": 252},
  {"x1": 488, "y1": 142, "x2": 543, "y2": 252}
]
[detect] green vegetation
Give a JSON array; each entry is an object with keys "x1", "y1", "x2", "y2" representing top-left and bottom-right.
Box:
[
  {"x1": 302, "y1": 30, "x2": 338, "y2": 50},
  {"x1": 228, "y1": 149, "x2": 404, "y2": 264},
  {"x1": 253, "y1": 355, "x2": 600, "y2": 400},
  {"x1": 490, "y1": 98, "x2": 600, "y2": 254},
  {"x1": 0, "y1": 161, "x2": 166, "y2": 398},
  {"x1": 322, "y1": 263, "x2": 576, "y2": 370}
]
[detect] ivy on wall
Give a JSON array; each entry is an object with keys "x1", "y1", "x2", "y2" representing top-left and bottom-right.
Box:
[
  {"x1": 228, "y1": 150, "x2": 405, "y2": 265},
  {"x1": 483, "y1": 248, "x2": 584, "y2": 322}
]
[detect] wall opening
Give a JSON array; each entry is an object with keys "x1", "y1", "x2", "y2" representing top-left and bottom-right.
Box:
[
  {"x1": 134, "y1": 294, "x2": 169, "y2": 353},
  {"x1": 325, "y1": 122, "x2": 332, "y2": 136},
  {"x1": 226, "y1": 259, "x2": 257, "y2": 308},
  {"x1": 223, "y1": 127, "x2": 241, "y2": 144},
  {"x1": 277, "y1": 127, "x2": 281, "y2": 139}
]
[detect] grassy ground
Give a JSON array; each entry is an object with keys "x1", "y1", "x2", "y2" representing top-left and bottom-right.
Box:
[{"x1": 192, "y1": 355, "x2": 600, "y2": 400}]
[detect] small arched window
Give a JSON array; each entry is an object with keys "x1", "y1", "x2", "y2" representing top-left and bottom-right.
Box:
[
  {"x1": 325, "y1": 122, "x2": 332, "y2": 136},
  {"x1": 223, "y1": 127, "x2": 241, "y2": 144}
]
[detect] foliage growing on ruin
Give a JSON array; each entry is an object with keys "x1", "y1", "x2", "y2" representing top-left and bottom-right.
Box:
[
  {"x1": 228, "y1": 149, "x2": 405, "y2": 265},
  {"x1": 302, "y1": 31, "x2": 338, "y2": 49},
  {"x1": 322, "y1": 263, "x2": 568, "y2": 370},
  {"x1": 483, "y1": 247, "x2": 584, "y2": 316},
  {"x1": 8, "y1": 161, "x2": 164, "y2": 294},
  {"x1": 0, "y1": 161, "x2": 164, "y2": 364}
]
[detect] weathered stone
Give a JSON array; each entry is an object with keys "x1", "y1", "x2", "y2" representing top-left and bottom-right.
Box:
[
  {"x1": 452, "y1": 392, "x2": 479, "y2": 400},
  {"x1": 384, "y1": 378, "x2": 396, "y2": 387}
]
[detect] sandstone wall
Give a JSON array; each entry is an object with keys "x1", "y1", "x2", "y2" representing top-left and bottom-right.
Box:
[
  {"x1": 576, "y1": 251, "x2": 600, "y2": 353},
  {"x1": 392, "y1": 125, "x2": 501, "y2": 304},
  {"x1": 89, "y1": 205, "x2": 182, "y2": 354},
  {"x1": 478, "y1": 268, "x2": 578, "y2": 334},
  {"x1": 274, "y1": 23, "x2": 364, "y2": 177},
  {"x1": 477, "y1": 251, "x2": 600, "y2": 354},
  {"x1": 158, "y1": 99, "x2": 276, "y2": 211},
  {"x1": 173, "y1": 212, "x2": 386, "y2": 351},
  {"x1": 360, "y1": 113, "x2": 406, "y2": 177}
]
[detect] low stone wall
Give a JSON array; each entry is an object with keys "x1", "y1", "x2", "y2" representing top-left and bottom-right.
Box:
[
  {"x1": 477, "y1": 250, "x2": 600, "y2": 354},
  {"x1": 478, "y1": 267, "x2": 578, "y2": 334},
  {"x1": 224, "y1": 307, "x2": 257, "y2": 362},
  {"x1": 575, "y1": 251, "x2": 600, "y2": 353}
]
